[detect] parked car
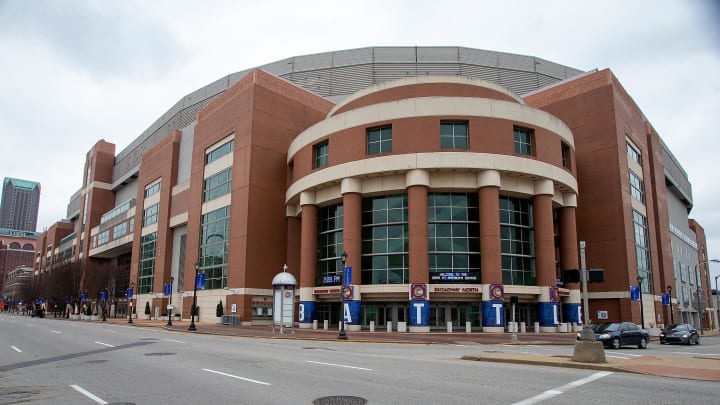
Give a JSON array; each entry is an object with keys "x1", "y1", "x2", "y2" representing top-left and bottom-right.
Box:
[
  {"x1": 580, "y1": 322, "x2": 649, "y2": 349},
  {"x1": 659, "y1": 323, "x2": 699, "y2": 345}
]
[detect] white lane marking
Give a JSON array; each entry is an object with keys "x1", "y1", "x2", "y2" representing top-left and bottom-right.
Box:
[
  {"x1": 11, "y1": 346, "x2": 22, "y2": 352},
  {"x1": 103, "y1": 329, "x2": 115, "y2": 333},
  {"x1": 25, "y1": 323, "x2": 33, "y2": 326},
  {"x1": 94, "y1": 341, "x2": 115, "y2": 348},
  {"x1": 164, "y1": 338, "x2": 185, "y2": 344},
  {"x1": 51, "y1": 330, "x2": 61, "y2": 334},
  {"x1": 306, "y1": 360, "x2": 372, "y2": 371},
  {"x1": 70, "y1": 384, "x2": 109, "y2": 405},
  {"x1": 202, "y1": 368, "x2": 271, "y2": 385},
  {"x1": 670, "y1": 351, "x2": 720, "y2": 356},
  {"x1": 511, "y1": 371, "x2": 613, "y2": 405}
]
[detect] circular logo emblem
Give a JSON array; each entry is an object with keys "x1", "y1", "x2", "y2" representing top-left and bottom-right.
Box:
[
  {"x1": 342, "y1": 286, "x2": 353, "y2": 300},
  {"x1": 284, "y1": 291, "x2": 292, "y2": 298},
  {"x1": 490, "y1": 284, "x2": 504, "y2": 300},
  {"x1": 550, "y1": 287, "x2": 559, "y2": 302},
  {"x1": 412, "y1": 284, "x2": 426, "y2": 299}
]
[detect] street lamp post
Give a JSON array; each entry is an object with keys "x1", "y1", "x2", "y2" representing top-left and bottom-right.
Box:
[
  {"x1": 338, "y1": 251, "x2": 348, "y2": 340},
  {"x1": 667, "y1": 285, "x2": 674, "y2": 325},
  {"x1": 166, "y1": 276, "x2": 174, "y2": 327},
  {"x1": 637, "y1": 276, "x2": 645, "y2": 329},
  {"x1": 128, "y1": 282, "x2": 134, "y2": 324},
  {"x1": 189, "y1": 262, "x2": 200, "y2": 331}
]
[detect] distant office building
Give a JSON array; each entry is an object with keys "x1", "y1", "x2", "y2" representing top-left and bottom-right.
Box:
[
  {"x1": 1, "y1": 177, "x2": 41, "y2": 232},
  {"x1": 0, "y1": 228, "x2": 38, "y2": 293}
]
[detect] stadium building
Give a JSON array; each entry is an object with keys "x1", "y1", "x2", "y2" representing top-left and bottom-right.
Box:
[{"x1": 34, "y1": 47, "x2": 714, "y2": 333}]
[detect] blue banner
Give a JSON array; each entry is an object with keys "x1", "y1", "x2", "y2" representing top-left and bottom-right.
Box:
[
  {"x1": 538, "y1": 302, "x2": 559, "y2": 327},
  {"x1": 564, "y1": 303, "x2": 582, "y2": 325},
  {"x1": 630, "y1": 285, "x2": 640, "y2": 301},
  {"x1": 164, "y1": 283, "x2": 171, "y2": 296},
  {"x1": 298, "y1": 301, "x2": 316, "y2": 324},
  {"x1": 100, "y1": 291, "x2": 107, "y2": 301},
  {"x1": 343, "y1": 300, "x2": 361, "y2": 325},
  {"x1": 343, "y1": 266, "x2": 352, "y2": 286},
  {"x1": 81, "y1": 293, "x2": 87, "y2": 302},
  {"x1": 126, "y1": 288, "x2": 133, "y2": 299},
  {"x1": 196, "y1": 273, "x2": 205, "y2": 290},
  {"x1": 482, "y1": 301, "x2": 504, "y2": 327},
  {"x1": 409, "y1": 300, "x2": 430, "y2": 327},
  {"x1": 661, "y1": 293, "x2": 670, "y2": 306}
]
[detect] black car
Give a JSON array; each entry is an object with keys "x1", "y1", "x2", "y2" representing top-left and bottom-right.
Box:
[
  {"x1": 659, "y1": 323, "x2": 699, "y2": 345},
  {"x1": 590, "y1": 322, "x2": 649, "y2": 349}
]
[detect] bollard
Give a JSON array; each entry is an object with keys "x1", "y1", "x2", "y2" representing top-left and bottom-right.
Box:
[
  {"x1": 447, "y1": 321, "x2": 453, "y2": 333},
  {"x1": 387, "y1": 321, "x2": 392, "y2": 332},
  {"x1": 520, "y1": 322, "x2": 526, "y2": 333},
  {"x1": 323, "y1": 320, "x2": 329, "y2": 331},
  {"x1": 370, "y1": 321, "x2": 375, "y2": 332},
  {"x1": 466, "y1": 321, "x2": 471, "y2": 333},
  {"x1": 534, "y1": 321, "x2": 540, "y2": 333},
  {"x1": 312, "y1": 320, "x2": 318, "y2": 330},
  {"x1": 398, "y1": 322, "x2": 407, "y2": 332}
]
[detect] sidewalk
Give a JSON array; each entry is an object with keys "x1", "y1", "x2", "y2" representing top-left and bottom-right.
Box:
[{"x1": 103, "y1": 317, "x2": 720, "y2": 382}]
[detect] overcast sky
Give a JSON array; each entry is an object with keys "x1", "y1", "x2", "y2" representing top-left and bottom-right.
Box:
[{"x1": 1, "y1": 0, "x2": 719, "y2": 281}]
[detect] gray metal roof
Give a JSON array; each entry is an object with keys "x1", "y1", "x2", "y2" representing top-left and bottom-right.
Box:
[{"x1": 111, "y1": 46, "x2": 587, "y2": 185}]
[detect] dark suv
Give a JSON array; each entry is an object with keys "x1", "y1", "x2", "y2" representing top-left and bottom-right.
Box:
[
  {"x1": 591, "y1": 322, "x2": 649, "y2": 349},
  {"x1": 659, "y1": 323, "x2": 699, "y2": 345}
]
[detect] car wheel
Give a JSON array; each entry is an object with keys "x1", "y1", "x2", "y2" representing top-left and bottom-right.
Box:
[
  {"x1": 695, "y1": 337, "x2": 700, "y2": 345},
  {"x1": 686, "y1": 338, "x2": 692, "y2": 346},
  {"x1": 612, "y1": 337, "x2": 620, "y2": 349},
  {"x1": 638, "y1": 338, "x2": 647, "y2": 349}
]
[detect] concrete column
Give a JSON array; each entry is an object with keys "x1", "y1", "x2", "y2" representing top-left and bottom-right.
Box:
[
  {"x1": 298, "y1": 191, "x2": 318, "y2": 329},
  {"x1": 478, "y1": 170, "x2": 502, "y2": 284},
  {"x1": 559, "y1": 194, "x2": 579, "y2": 290},
  {"x1": 407, "y1": 170, "x2": 429, "y2": 284},
  {"x1": 533, "y1": 180, "x2": 556, "y2": 287},
  {"x1": 341, "y1": 178, "x2": 362, "y2": 283}
]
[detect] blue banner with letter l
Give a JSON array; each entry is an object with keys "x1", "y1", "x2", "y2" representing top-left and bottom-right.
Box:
[
  {"x1": 126, "y1": 288, "x2": 133, "y2": 299},
  {"x1": 81, "y1": 293, "x2": 87, "y2": 302},
  {"x1": 100, "y1": 291, "x2": 107, "y2": 301},
  {"x1": 196, "y1": 273, "x2": 205, "y2": 290},
  {"x1": 164, "y1": 283, "x2": 171, "y2": 296},
  {"x1": 630, "y1": 285, "x2": 640, "y2": 301},
  {"x1": 661, "y1": 293, "x2": 670, "y2": 306}
]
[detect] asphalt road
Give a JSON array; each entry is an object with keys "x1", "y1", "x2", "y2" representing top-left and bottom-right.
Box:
[{"x1": 1, "y1": 315, "x2": 718, "y2": 405}]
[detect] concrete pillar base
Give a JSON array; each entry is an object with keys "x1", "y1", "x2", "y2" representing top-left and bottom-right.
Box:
[
  {"x1": 571, "y1": 340, "x2": 607, "y2": 363},
  {"x1": 483, "y1": 326, "x2": 504, "y2": 333},
  {"x1": 540, "y1": 326, "x2": 558, "y2": 333},
  {"x1": 298, "y1": 323, "x2": 313, "y2": 329},
  {"x1": 409, "y1": 326, "x2": 430, "y2": 333}
]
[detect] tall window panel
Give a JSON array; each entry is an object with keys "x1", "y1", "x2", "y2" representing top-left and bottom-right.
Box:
[
  {"x1": 629, "y1": 170, "x2": 645, "y2": 203},
  {"x1": 206, "y1": 139, "x2": 234, "y2": 164},
  {"x1": 317, "y1": 204, "x2": 344, "y2": 285},
  {"x1": 138, "y1": 232, "x2": 156, "y2": 294},
  {"x1": 427, "y1": 193, "x2": 480, "y2": 283},
  {"x1": 144, "y1": 182, "x2": 161, "y2": 198},
  {"x1": 314, "y1": 141, "x2": 329, "y2": 168},
  {"x1": 361, "y1": 194, "x2": 408, "y2": 284},
  {"x1": 203, "y1": 167, "x2": 233, "y2": 202},
  {"x1": 633, "y1": 210, "x2": 652, "y2": 293},
  {"x1": 440, "y1": 121, "x2": 468, "y2": 149},
  {"x1": 500, "y1": 196, "x2": 536, "y2": 286},
  {"x1": 367, "y1": 126, "x2": 392, "y2": 155},
  {"x1": 200, "y1": 206, "x2": 230, "y2": 289},
  {"x1": 513, "y1": 127, "x2": 533, "y2": 155},
  {"x1": 627, "y1": 141, "x2": 641, "y2": 165},
  {"x1": 142, "y1": 204, "x2": 159, "y2": 227}
]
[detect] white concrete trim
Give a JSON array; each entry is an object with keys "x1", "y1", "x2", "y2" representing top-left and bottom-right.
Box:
[
  {"x1": 477, "y1": 170, "x2": 501, "y2": 188},
  {"x1": 286, "y1": 152, "x2": 578, "y2": 205},
  {"x1": 86, "y1": 181, "x2": 112, "y2": 191},
  {"x1": 201, "y1": 194, "x2": 231, "y2": 215},
  {"x1": 341, "y1": 177, "x2": 363, "y2": 194},
  {"x1": 144, "y1": 193, "x2": 160, "y2": 208},
  {"x1": 328, "y1": 75, "x2": 525, "y2": 116},
  {"x1": 204, "y1": 155, "x2": 233, "y2": 179},
  {"x1": 172, "y1": 180, "x2": 190, "y2": 196},
  {"x1": 405, "y1": 169, "x2": 430, "y2": 187},
  {"x1": 206, "y1": 133, "x2": 235, "y2": 154},
  {"x1": 299, "y1": 191, "x2": 316, "y2": 206},
  {"x1": 630, "y1": 197, "x2": 646, "y2": 216},
  {"x1": 289, "y1": 97, "x2": 574, "y2": 161},
  {"x1": 169, "y1": 212, "x2": 188, "y2": 228},
  {"x1": 563, "y1": 192, "x2": 577, "y2": 207},
  {"x1": 141, "y1": 223, "x2": 158, "y2": 236},
  {"x1": 534, "y1": 179, "x2": 554, "y2": 196}
]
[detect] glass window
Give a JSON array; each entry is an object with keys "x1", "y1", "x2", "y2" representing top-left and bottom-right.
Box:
[
  {"x1": 629, "y1": 170, "x2": 645, "y2": 203},
  {"x1": 633, "y1": 210, "x2": 652, "y2": 293},
  {"x1": 514, "y1": 127, "x2": 533, "y2": 155},
  {"x1": 627, "y1": 141, "x2": 641, "y2": 165},
  {"x1": 500, "y1": 196, "x2": 536, "y2": 286},
  {"x1": 144, "y1": 182, "x2": 161, "y2": 198},
  {"x1": 138, "y1": 232, "x2": 156, "y2": 294},
  {"x1": 317, "y1": 204, "x2": 344, "y2": 285},
  {"x1": 206, "y1": 139, "x2": 234, "y2": 164},
  {"x1": 367, "y1": 126, "x2": 392, "y2": 155},
  {"x1": 428, "y1": 193, "x2": 480, "y2": 283},
  {"x1": 561, "y1": 142, "x2": 571, "y2": 169},
  {"x1": 97, "y1": 230, "x2": 109, "y2": 246},
  {"x1": 440, "y1": 121, "x2": 468, "y2": 149},
  {"x1": 203, "y1": 167, "x2": 233, "y2": 202},
  {"x1": 361, "y1": 194, "x2": 408, "y2": 285},
  {"x1": 199, "y1": 206, "x2": 230, "y2": 289},
  {"x1": 314, "y1": 141, "x2": 329, "y2": 168},
  {"x1": 112, "y1": 222, "x2": 127, "y2": 239},
  {"x1": 142, "y1": 204, "x2": 159, "y2": 227}
]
